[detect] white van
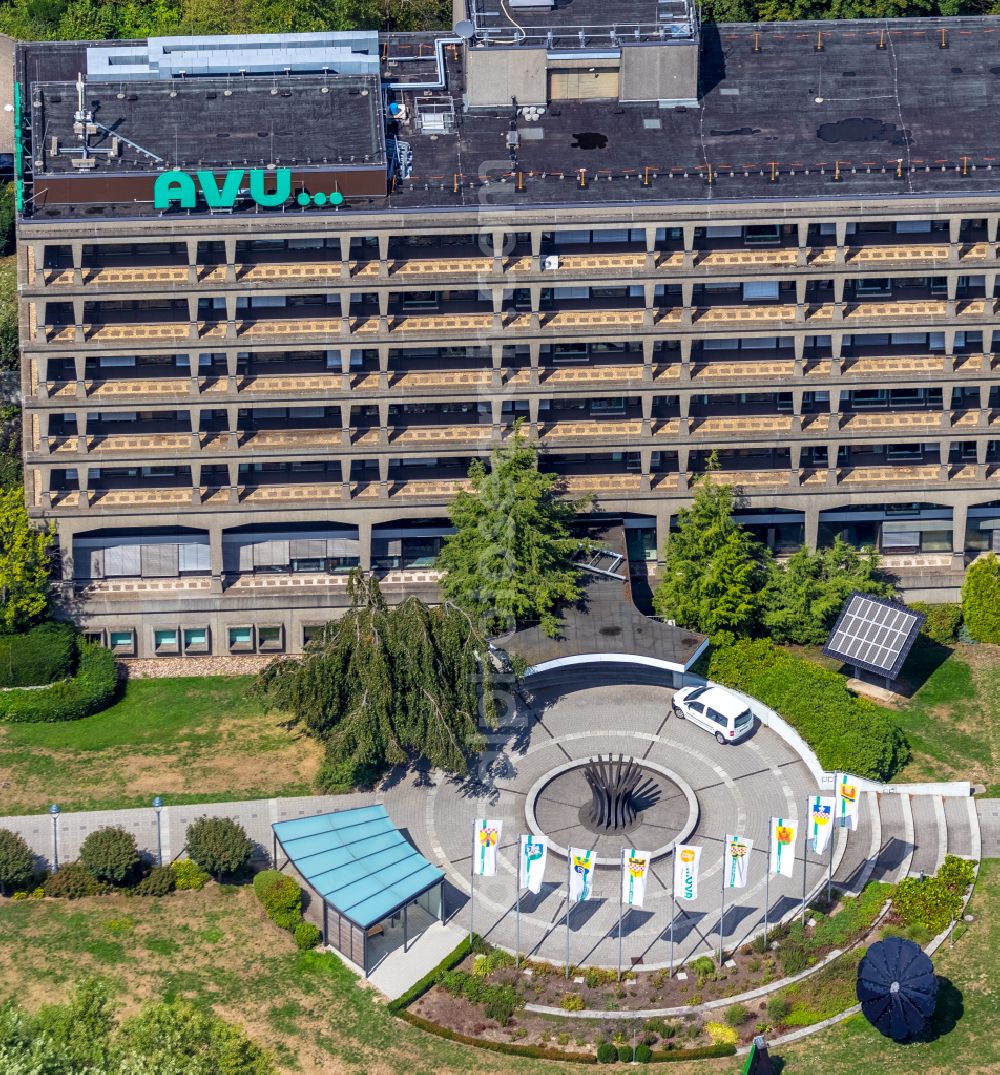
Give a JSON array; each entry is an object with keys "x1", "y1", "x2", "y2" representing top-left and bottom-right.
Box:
[{"x1": 671, "y1": 684, "x2": 755, "y2": 745}]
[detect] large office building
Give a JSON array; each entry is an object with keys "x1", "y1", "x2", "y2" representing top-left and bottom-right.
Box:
[{"x1": 15, "y1": 9, "x2": 1000, "y2": 657}]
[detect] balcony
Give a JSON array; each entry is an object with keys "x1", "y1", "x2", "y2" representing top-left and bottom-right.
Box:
[
  {"x1": 688, "y1": 415, "x2": 793, "y2": 437},
  {"x1": 840, "y1": 412, "x2": 945, "y2": 433},
  {"x1": 843, "y1": 244, "x2": 950, "y2": 267},
  {"x1": 538, "y1": 419, "x2": 645, "y2": 443}
]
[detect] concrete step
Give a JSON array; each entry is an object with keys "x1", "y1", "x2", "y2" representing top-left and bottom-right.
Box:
[
  {"x1": 907, "y1": 794, "x2": 944, "y2": 878},
  {"x1": 944, "y1": 795, "x2": 974, "y2": 857},
  {"x1": 868, "y1": 793, "x2": 914, "y2": 884},
  {"x1": 832, "y1": 791, "x2": 879, "y2": 895}
]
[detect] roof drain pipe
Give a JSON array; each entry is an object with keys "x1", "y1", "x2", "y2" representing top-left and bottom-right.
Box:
[{"x1": 384, "y1": 35, "x2": 463, "y2": 92}]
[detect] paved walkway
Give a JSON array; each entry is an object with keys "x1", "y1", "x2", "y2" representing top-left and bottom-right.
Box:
[
  {"x1": 975, "y1": 798, "x2": 1000, "y2": 858},
  {"x1": 379, "y1": 668, "x2": 838, "y2": 969}
]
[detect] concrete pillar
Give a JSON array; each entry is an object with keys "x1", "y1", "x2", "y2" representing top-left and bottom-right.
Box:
[
  {"x1": 655, "y1": 505, "x2": 672, "y2": 561},
  {"x1": 804, "y1": 503, "x2": 820, "y2": 549},
  {"x1": 378, "y1": 234, "x2": 390, "y2": 279},
  {"x1": 76, "y1": 411, "x2": 88, "y2": 455},
  {"x1": 682, "y1": 224, "x2": 696, "y2": 269},
  {"x1": 224, "y1": 238, "x2": 237, "y2": 283},
  {"x1": 357, "y1": 519, "x2": 372, "y2": 571},
  {"x1": 951, "y1": 502, "x2": 968, "y2": 566},
  {"x1": 210, "y1": 525, "x2": 224, "y2": 592},
  {"x1": 70, "y1": 241, "x2": 84, "y2": 286}
]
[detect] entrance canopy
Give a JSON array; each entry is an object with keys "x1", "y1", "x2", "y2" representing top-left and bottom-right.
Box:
[{"x1": 272, "y1": 805, "x2": 442, "y2": 929}]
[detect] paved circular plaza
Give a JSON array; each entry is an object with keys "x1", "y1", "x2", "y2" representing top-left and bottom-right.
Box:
[{"x1": 382, "y1": 666, "x2": 845, "y2": 970}]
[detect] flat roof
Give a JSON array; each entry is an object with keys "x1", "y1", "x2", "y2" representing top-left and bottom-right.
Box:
[
  {"x1": 273, "y1": 805, "x2": 443, "y2": 930},
  {"x1": 466, "y1": 0, "x2": 696, "y2": 46},
  {"x1": 19, "y1": 17, "x2": 1000, "y2": 222}
]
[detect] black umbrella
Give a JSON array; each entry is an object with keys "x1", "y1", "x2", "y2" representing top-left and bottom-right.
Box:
[{"x1": 856, "y1": 936, "x2": 938, "y2": 1041}]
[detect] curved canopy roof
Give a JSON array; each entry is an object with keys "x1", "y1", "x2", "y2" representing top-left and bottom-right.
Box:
[{"x1": 273, "y1": 806, "x2": 442, "y2": 929}]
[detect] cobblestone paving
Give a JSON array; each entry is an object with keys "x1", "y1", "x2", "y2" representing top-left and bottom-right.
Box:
[{"x1": 381, "y1": 672, "x2": 850, "y2": 970}]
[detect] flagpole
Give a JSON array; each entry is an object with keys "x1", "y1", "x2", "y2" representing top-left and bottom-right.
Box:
[
  {"x1": 719, "y1": 845, "x2": 726, "y2": 964},
  {"x1": 669, "y1": 857, "x2": 676, "y2": 978},
  {"x1": 801, "y1": 798, "x2": 809, "y2": 926},
  {"x1": 515, "y1": 835, "x2": 521, "y2": 968},
  {"x1": 763, "y1": 816, "x2": 772, "y2": 944},
  {"x1": 827, "y1": 816, "x2": 835, "y2": 904},
  {"x1": 617, "y1": 849, "x2": 624, "y2": 983},
  {"x1": 565, "y1": 853, "x2": 571, "y2": 979},
  {"x1": 470, "y1": 825, "x2": 476, "y2": 945}
]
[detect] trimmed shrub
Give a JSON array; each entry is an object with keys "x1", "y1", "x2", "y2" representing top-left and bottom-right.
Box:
[
  {"x1": 766, "y1": 995, "x2": 791, "y2": 1024},
  {"x1": 253, "y1": 869, "x2": 302, "y2": 931},
  {"x1": 79, "y1": 826, "x2": 140, "y2": 885},
  {"x1": 43, "y1": 862, "x2": 108, "y2": 899},
  {"x1": 648, "y1": 1043, "x2": 738, "y2": 1062},
  {"x1": 616, "y1": 1045, "x2": 632, "y2": 1062},
  {"x1": 724, "y1": 1003, "x2": 748, "y2": 1027},
  {"x1": 184, "y1": 816, "x2": 253, "y2": 878},
  {"x1": 688, "y1": 955, "x2": 714, "y2": 978},
  {"x1": 705, "y1": 639, "x2": 909, "y2": 780},
  {"x1": 962, "y1": 553, "x2": 1000, "y2": 643},
  {"x1": 596, "y1": 1042, "x2": 618, "y2": 1064},
  {"x1": 559, "y1": 992, "x2": 585, "y2": 1011},
  {"x1": 0, "y1": 639, "x2": 117, "y2": 723},
  {"x1": 294, "y1": 920, "x2": 321, "y2": 951},
  {"x1": 0, "y1": 828, "x2": 36, "y2": 894},
  {"x1": 0, "y1": 622, "x2": 76, "y2": 688},
  {"x1": 635, "y1": 1043, "x2": 652, "y2": 1063},
  {"x1": 910, "y1": 602, "x2": 963, "y2": 646},
  {"x1": 131, "y1": 866, "x2": 177, "y2": 897},
  {"x1": 171, "y1": 858, "x2": 209, "y2": 891},
  {"x1": 704, "y1": 1022, "x2": 738, "y2": 1046}
]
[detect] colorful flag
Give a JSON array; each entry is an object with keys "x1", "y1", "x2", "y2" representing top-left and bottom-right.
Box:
[
  {"x1": 519, "y1": 835, "x2": 547, "y2": 894},
  {"x1": 621, "y1": 849, "x2": 650, "y2": 908},
  {"x1": 473, "y1": 819, "x2": 502, "y2": 877},
  {"x1": 770, "y1": 818, "x2": 797, "y2": 878},
  {"x1": 724, "y1": 834, "x2": 753, "y2": 889},
  {"x1": 673, "y1": 844, "x2": 701, "y2": 901},
  {"x1": 568, "y1": 848, "x2": 595, "y2": 902},
  {"x1": 809, "y1": 795, "x2": 836, "y2": 854},
  {"x1": 834, "y1": 773, "x2": 860, "y2": 831}
]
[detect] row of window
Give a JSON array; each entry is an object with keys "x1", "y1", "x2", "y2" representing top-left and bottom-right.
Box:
[{"x1": 90, "y1": 624, "x2": 285, "y2": 656}]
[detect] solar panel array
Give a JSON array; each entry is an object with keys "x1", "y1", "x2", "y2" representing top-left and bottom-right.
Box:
[{"x1": 822, "y1": 593, "x2": 926, "y2": 680}]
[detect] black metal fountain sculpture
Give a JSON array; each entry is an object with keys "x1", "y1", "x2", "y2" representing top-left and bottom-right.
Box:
[{"x1": 583, "y1": 754, "x2": 643, "y2": 832}]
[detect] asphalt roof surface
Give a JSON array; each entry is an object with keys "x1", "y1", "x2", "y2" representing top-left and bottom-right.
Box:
[{"x1": 19, "y1": 17, "x2": 1000, "y2": 221}]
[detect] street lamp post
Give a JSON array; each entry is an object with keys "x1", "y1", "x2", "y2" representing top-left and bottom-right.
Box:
[
  {"x1": 49, "y1": 804, "x2": 60, "y2": 870},
  {"x1": 152, "y1": 797, "x2": 163, "y2": 866}
]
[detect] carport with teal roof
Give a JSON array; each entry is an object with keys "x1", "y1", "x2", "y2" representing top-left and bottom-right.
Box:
[{"x1": 272, "y1": 805, "x2": 444, "y2": 974}]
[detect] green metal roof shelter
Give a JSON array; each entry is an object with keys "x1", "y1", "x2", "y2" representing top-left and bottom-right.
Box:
[{"x1": 272, "y1": 805, "x2": 444, "y2": 974}]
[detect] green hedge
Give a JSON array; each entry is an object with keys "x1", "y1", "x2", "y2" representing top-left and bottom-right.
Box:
[
  {"x1": 0, "y1": 638, "x2": 117, "y2": 723},
  {"x1": 704, "y1": 639, "x2": 909, "y2": 781},
  {"x1": 386, "y1": 934, "x2": 476, "y2": 1014},
  {"x1": 909, "y1": 603, "x2": 963, "y2": 646},
  {"x1": 648, "y1": 1044, "x2": 738, "y2": 1062},
  {"x1": 0, "y1": 622, "x2": 77, "y2": 688}
]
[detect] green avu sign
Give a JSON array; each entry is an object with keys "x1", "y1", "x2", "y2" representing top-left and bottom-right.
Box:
[{"x1": 153, "y1": 168, "x2": 345, "y2": 210}]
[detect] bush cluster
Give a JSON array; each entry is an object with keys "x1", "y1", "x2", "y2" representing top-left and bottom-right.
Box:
[
  {"x1": 42, "y1": 862, "x2": 111, "y2": 899},
  {"x1": 294, "y1": 920, "x2": 321, "y2": 951},
  {"x1": 705, "y1": 639, "x2": 909, "y2": 780},
  {"x1": 185, "y1": 816, "x2": 253, "y2": 878},
  {"x1": 910, "y1": 602, "x2": 964, "y2": 645},
  {"x1": 253, "y1": 870, "x2": 302, "y2": 930},
  {"x1": 892, "y1": 854, "x2": 976, "y2": 934},
  {"x1": 438, "y1": 970, "x2": 524, "y2": 1027},
  {"x1": 704, "y1": 1021, "x2": 738, "y2": 1046},
  {"x1": 961, "y1": 553, "x2": 1000, "y2": 642},
  {"x1": 171, "y1": 858, "x2": 210, "y2": 890},
  {"x1": 130, "y1": 865, "x2": 177, "y2": 897},
  {"x1": 0, "y1": 638, "x2": 117, "y2": 723},
  {"x1": 0, "y1": 829, "x2": 36, "y2": 894},
  {"x1": 79, "y1": 826, "x2": 140, "y2": 885},
  {"x1": 0, "y1": 622, "x2": 76, "y2": 688},
  {"x1": 387, "y1": 935, "x2": 475, "y2": 1013}
]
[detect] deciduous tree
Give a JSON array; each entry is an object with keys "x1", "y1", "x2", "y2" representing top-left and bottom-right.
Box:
[
  {"x1": 256, "y1": 571, "x2": 496, "y2": 786},
  {"x1": 0, "y1": 487, "x2": 53, "y2": 634},
  {"x1": 0, "y1": 829, "x2": 35, "y2": 895}
]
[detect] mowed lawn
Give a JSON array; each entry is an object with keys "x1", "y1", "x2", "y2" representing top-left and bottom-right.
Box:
[
  {"x1": 0, "y1": 863, "x2": 994, "y2": 1074},
  {"x1": 891, "y1": 643, "x2": 1000, "y2": 794},
  {"x1": 0, "y1": 676, "x2": 324, "y2": 815}
]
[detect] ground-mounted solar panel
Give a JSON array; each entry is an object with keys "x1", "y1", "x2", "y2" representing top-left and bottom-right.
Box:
[{"x1": 822, "y1": 592, "x2": 926, "y2": 682}]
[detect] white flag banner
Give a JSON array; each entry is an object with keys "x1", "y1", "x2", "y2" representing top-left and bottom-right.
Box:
[
  {"x1": 621, "y1": 849, "x2": 650, "y2": 908},
  {"x1": 473, "y1": 819, "x2": 502, "y2": 877},
  {"x1": 519, "y1": 835, "x2": 547, "y2": 894},
  {"x1": 673, "y1": 844, "x2": 702, "y2": 901},
  {"x1": 809, "y1": 796, "x2": 836, "y2": 854},
  {"x1": 568, "y1": 847, "x2": 596, "y2": 902},
  {"x1": 834, "y1": 773, "x2": 861, "y2": 831},
  {"x1": 770, "y1": 818, "x2": 797, "y2": 878},
  {"x1": 724, "y1": 834, "x2": 753, "y2": 890}
]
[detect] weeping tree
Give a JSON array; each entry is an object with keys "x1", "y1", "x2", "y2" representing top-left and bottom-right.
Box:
[{"x1": 256, "y1": 571, "x2": 497, "y2": 789}]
